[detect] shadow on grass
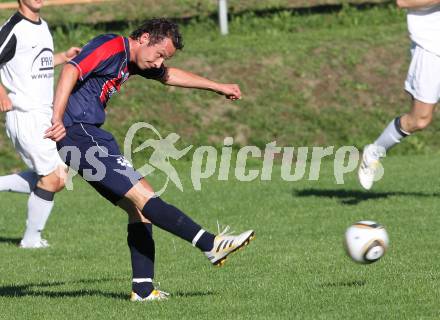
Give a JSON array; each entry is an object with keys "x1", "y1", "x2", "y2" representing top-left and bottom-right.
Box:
[
  {"x1": 174, "y1": 290, "x2": 216, "y2": 298},
  {"x1": 293, "y1": 188, "x2": 440, "y2": 205},
  {"x1": 0, "y1": 237, "x2": 21, "y2": 245},
  {"x1": 0, "y1": 278, "x2": 216, "y2": 300},
  {"x1": 0, "y1": 278, "x2": 127, "y2": 300},
  {"x1": 321, "y1": 280, "x2": 366, "y2": 288}
]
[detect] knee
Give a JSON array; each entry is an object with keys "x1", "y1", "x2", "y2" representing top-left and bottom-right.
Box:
[
  {"x1": 54, "y1": 177, "x2": 65, "y2": 192},
  {"x1": 414, "y1": 115, "x2": 433, "y2": 131},
  {"x1": 404, "y1": 101, "x2": 436, "y2": 132},
  {"x1": 38, "y1": 175, "x2": 65, "y2": 193},
  {"x1": 404, "y1": 113, "x2": 433, "y2": 132},
  {"x1": 117, "y1": 198, "x2": 150, "y2": 223},
  {"x1": 124, "y1": 180, "x2": 155, "y2": 210},
  {"x1": 125, "y1": 189, "x2": 150, "y2": 211},
  {"x1": 48, "y1": 175, "x2": 65, "y2": 192}
]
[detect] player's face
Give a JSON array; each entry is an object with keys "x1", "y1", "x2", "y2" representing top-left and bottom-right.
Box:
[
  {"x1": 137, "y1": 35, "x2": 176, "y2": 70},
  {"x1": 19, "y1": 0, "x2": 44, "y2": 11}
]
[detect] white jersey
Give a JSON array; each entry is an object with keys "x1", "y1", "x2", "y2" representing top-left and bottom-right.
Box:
[
  {"x1": 407, "y1": 5, "x2": 440, "y2": 56},
  {"x1": 0, "y1": 12, "x2": 54, "y2": 112}
]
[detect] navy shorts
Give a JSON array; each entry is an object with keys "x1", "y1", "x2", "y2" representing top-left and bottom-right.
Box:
[{"x1": 57, "y1": 123, "x2": 142, "y2": 205}]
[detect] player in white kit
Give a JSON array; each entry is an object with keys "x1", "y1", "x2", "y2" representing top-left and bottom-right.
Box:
[
  {"x1": 358, "y1": 0, "x2": 440, "y2": 190},
  {"x1": 0, "y1": 0, "x2": 80, "y2": 248}
]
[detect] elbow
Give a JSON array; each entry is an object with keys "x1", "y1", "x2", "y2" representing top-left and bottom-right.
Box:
[
  {"x1": 396, "y1": 0, "x2": 409, "y2": 8},
  {"x1": 158, "y1": 76, "x2": 169, "y2": 85},
  {"x1": 160, "y1": 67, "x2": 172, "y2": 85}
]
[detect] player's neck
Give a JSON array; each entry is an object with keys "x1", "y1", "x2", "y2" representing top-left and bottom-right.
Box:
[
  {"x1": 18, "y1": 5, "x2": 41, "y2": 23},
  {"x1": 128, "y1": 37, "x2": 139, "y2": 63}
]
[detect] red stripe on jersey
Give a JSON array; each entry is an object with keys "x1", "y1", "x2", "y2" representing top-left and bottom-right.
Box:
[
  {"x1": 78, "y1": 36, "x2": 125, "y2": 77},
  {"x1": 100, "y1": 78, "x2": 121, "y2": 103},
  {"x1": 99, "y1": 65, "x2": 129, "y2": 104}
]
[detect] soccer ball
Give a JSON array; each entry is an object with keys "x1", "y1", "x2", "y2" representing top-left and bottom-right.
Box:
[{"x1": 344, "y1": 221, "x2": 389, "y2": 264}]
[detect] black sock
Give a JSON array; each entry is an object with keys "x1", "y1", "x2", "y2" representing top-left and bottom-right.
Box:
[
  {"x1": 127, "y1": 223, "x2": 155, "y2": 298},
  {"x1": 141, "y1": 197, "x2": 215, "y2": 251}
]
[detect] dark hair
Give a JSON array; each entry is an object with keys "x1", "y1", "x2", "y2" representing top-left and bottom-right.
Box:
[{"x1": 130, "y1": 18, "x2": 183, "y2": 50}]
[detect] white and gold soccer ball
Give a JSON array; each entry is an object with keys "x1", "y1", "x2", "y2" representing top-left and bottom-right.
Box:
[{"x1": 344, "y1": 221, "x2": 389, "y2": 264}]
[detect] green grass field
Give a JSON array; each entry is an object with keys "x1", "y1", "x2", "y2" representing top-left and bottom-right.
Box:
[
  {"x1": 3, "y1": 4, "x2": 440, "y2": 171},
  {"x1": 1, "y1": 155, "x2": 440, "y2": 319},
  {"x1": 1, "y1": 2, "x2": 440, "y2": 319},
  {"x1": 4, "y1": 3, "x2": 439, "y2": 174},
  {"x1": 0, "y1": 0, "x2": 391, "y2": 24}
]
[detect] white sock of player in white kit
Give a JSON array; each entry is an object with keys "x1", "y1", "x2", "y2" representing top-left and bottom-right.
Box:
[
  {"x1": 374, "y1": 117, "x2": 410, "y2": 151},
  {"x1": 21, "y1": 188, "x2": 54, "y2": 246},
  {"x1": 0, "y1": 171, "x2": 39, "y2": 193}
]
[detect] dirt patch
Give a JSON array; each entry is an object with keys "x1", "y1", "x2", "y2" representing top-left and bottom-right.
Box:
[
  {"x1": 290, "y1": 40, "x2": 410, "y2": 113},
  {"x1": 355, "y1": 44, "x2": 409, "y2": 107}
]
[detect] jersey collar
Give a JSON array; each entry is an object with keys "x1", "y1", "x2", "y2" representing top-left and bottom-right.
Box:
[
  {"x1": 16, "y1": 11, "x2": 42, "y2": 25},
  {"x1": 123, "y1": 37, "x2": 130, "y2": 64}
]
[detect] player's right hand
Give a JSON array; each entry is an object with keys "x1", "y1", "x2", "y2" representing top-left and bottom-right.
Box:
[
  {"x1": 45, "y1": 118, "x2": 66, "y2": 142},
  {"x1": 216, "y1": 83, "x2": 242, "y2": 101},
  {"x1": 0, "y1": 95, "x2": 12, "y2": 112}
]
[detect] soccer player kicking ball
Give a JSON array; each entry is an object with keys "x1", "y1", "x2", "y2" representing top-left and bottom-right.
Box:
[
  {"x1": 359, "y1": 0, "x2": 440, "y2": 190},
  {"x1": 45, "y1": 19, "x2": 255, "y2": 302},
  {"x1": 0, "y1": 0, "x2": 80, "y2": 248}
]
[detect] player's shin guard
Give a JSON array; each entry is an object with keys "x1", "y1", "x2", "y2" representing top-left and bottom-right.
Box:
[
  {"x1": 141, "y1": 197, "x2": 215, "y2": 251},
  {"x1": 128, "y1": 223, "x2": 155, "y2": 298}
]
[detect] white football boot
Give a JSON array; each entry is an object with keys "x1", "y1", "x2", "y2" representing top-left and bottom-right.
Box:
[
  {"x1": 204, "y1": 226, "x2": 255, "y2": 267},
  {"x1": 130, "y1": 289, "x2": 170, "y2": 302},
  {"x1": 19, "y1": 238, "x2": 50, "y2": 249},
  {"x1": 358, "y1": 144, "x2": 385, "y2": 190}
]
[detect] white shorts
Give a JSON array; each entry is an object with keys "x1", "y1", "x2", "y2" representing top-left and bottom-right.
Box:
[
  {"x1": 405, "y1": 43, "x2": 440, "y2": 104},
  {"x1": 5, "y1": 109, "x2": 64, "y2": 176}
]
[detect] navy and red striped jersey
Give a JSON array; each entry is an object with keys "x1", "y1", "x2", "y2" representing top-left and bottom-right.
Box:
[{"x1": 64, "y1": 34, "x2": 166, "y2": 127}]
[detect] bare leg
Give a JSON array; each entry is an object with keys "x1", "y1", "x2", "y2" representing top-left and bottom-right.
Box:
[{"x1": 400, "y1": 98, "x2": 436, "y2": 133}]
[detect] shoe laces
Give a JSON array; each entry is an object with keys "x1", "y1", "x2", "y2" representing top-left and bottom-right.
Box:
[
  {"x1": 363, "y1": 159, "x2": 379, "y2": 174},
  {"x1": 152, "y1": 281, "x2": 169, "y2": 298},
  {"x1": 367, "y1": 145, "x2": 385, "y2": 160},
  {"x1": 217, "y1": 221, "x2": 235, "y2": 237},
  {"x1": 152, "y1": 290, "x2": 169, "y2": 299}
]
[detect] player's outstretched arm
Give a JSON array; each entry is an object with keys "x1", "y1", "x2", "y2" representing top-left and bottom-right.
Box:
[
  {"x1": 396, "y1": 0, "x2": 440, "y2": 8},
  {"x1": 0, "y1": 83, "x2": 12, "y2": 112},
  {"x1": 163, "y1": 67, "x2": 242, "y2": 100},
  {"x1": 45, "y1": 64, "x2": 79, "y2": 141},
  {"x1": 54, "y1": 47, "x2": 81, "y2": 67}
]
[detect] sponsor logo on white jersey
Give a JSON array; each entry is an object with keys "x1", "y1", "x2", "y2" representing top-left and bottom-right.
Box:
[{"x1": 31, "y1": 48, "x2": 54, "y2": 80}]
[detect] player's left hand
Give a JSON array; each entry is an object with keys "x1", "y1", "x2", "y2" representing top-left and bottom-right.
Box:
[
  {"x1": 44, "y1": 119, "x2": 66, "y2": 142},
  {"x1": 216, "y1": 84, "x2": 242, "y2": 100},
  {"x1": 65, "y1": 47, "x2": 82, "y2": 61},
  {"x1": 0, "y1": 94, "x2": 12, "y2": 112}
]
